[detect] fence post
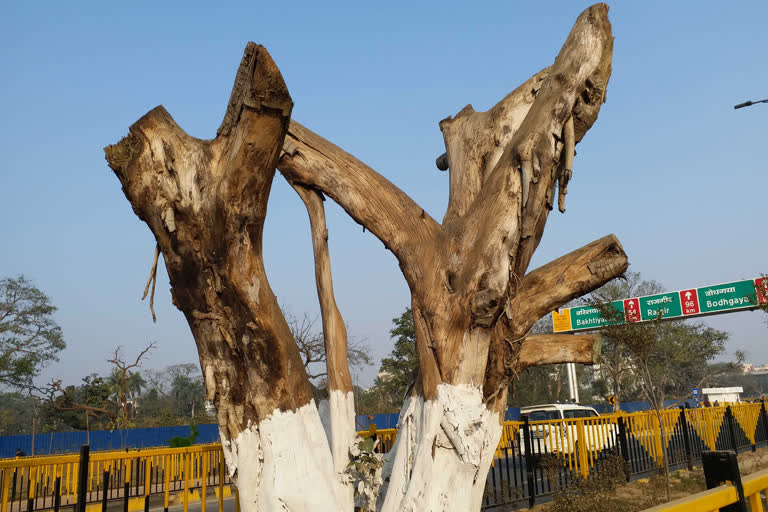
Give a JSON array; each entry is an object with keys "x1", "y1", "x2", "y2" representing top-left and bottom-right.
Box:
[
  {"x1": 760, "y1": 400, "x2": 768, "y2": 447},
  {"x1": 101, "y1": 470, "x2": 109, "y2": 512},
  {"x1": 521, "y1": 416, "x2": 536, "y2": 509},
  {"x1": 678, "y1": 406, "x2": 693, "y2": 470},
  {"x1": 75, "y1": 445, "x2": 90, "y2": 512},
  {"x1": 702, "y1": 451, "x2": 747, "y2": 512},
  {"x1": 53, "y1": 476, "x2": 61, "y2": 512},
  {"x1": 725, "y1": 406, "x2": 739, "y2": 453},
  {"x1": 616, "y1": 415, "x2": 631, "y2": 481}
]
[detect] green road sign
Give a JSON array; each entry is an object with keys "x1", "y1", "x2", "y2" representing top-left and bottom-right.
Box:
[
  {"x1": 639, "y1": 292, "x2": 682, "y2": 321},
  {"x1": 552, "y1": 277, "x2": 766, "y2": 333},
  {"x1": 568, "y1": 301, "x2": 624, "y2": 331},
  {"x1": 698, "y1": 280, "x2": 758, "y2": 313}
]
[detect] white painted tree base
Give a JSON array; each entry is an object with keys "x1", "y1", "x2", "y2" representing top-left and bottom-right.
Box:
[
  {"x1": 320, "y1": 390, "x2": 356, "y2": 510},
  {"x1": 219, "y1": 386, "x2": 502, "y2": 512},
  {"x1": 220, "y1": 399, "x2": 346, "y2": 512},
  {"x1": 378, "y1": 384, "x2": 503, "y2": 512}
]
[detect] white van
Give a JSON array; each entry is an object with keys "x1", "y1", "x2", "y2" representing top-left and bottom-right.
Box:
[{"x1": 518, "y1": 403, "x2": 616, "y2": 456}]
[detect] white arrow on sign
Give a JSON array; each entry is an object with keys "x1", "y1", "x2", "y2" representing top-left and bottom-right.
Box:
[
  {"x1": 628, "y1": 300, "x2": 635, "y2": 307},
  {"x1": 685, "y1": 291, "x2": 692, "y2": 300}
]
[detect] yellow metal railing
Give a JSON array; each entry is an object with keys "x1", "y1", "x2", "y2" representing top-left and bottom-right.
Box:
[
  {"x1": 0, "y1": 444, "x2": 231, "y2": 512},
  {"x1": 3, "y1": 402, "x2": 766, "y2": 512},
  {"x1": 642, "y1": 466, "x2": 768, "y2": 511}
]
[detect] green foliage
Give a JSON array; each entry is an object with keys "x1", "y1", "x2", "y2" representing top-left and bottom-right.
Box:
[
  {"x1": 587, "y1": 272, "x2": 664, "y2": 403},
  {"x1": 346, "y1": 436, "x2": 384, "y2": 510},
  {"x1": 141, "y1": 363, "x2": 208, "y2": 421},
  {"x1": 168, "y1": 421, "x2": 199, "y2": 447},
  {"x1": 508, "y1": 366, "x2": 570, "y2": 406},
  {"x1": 43, "y1": 373, "x2": 115, "y2": 430},
  {"x1": 594, "y1": 297, "x2": 729, "y2": 409},
  {"x1": 708, "y1": 363, "x2": 768, "y2": 396},
  {"x1": 588, "y1": 272, "x2": 731, "y2": 406},
  {"x1": 0, "y1": 392, "x2": 38, "y2": 435},
  {"x1": 0, "y1": 276, "x2": 65, "y2": 390},
  {"x1": 376, "y1": 308, "x2": 418, "y2": 410},
  {"x1": 591, "y1": 279, "x2": 731, "y2": 501}
]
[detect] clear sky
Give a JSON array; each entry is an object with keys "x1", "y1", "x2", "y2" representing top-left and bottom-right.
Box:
[{"x1": 1, "y1": 1, "x2": 766, "y2": 389}]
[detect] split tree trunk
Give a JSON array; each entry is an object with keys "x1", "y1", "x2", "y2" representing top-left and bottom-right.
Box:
[
  {"x1": 106, "y1": 4, "x2": 626, "y2": 511},
  {"x1": 105, "y1": 45, "x2": 346, "y2": 510},
  {"x1": 280, "y1": 5, "x2": 622, "y2": 510}
]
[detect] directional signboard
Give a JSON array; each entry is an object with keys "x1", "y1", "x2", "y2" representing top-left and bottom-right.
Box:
[{"x1": 552, "y1": 277, "x2": 768, "y2": 333}]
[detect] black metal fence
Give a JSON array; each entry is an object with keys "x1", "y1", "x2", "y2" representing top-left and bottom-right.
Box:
[{"x1": 482, "y1": 402, "x2": 768, "y2": 510}]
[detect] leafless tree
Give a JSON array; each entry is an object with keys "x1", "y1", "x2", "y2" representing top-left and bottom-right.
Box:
[
  {"x1": 104, "y1": 5, "x2": 624, "y2": 510},
  {"x1": 286, "y1": 312, "x2": 371, "y2": 382}
]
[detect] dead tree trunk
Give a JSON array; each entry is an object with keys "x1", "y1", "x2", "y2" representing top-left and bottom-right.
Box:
[
  {"x1": 105, "y1": 4, "x2": 625, "y2": 511},
  {"x1": 280, "y1": 5, "x2": 622, "y2": 510},
  {"x1": 105, "y1": 45, "x2": 348, "y2": 510}
]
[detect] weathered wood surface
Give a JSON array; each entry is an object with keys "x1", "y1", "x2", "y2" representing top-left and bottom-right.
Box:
[
  {"x1": 519, "y1": 334, "x2": 601, "y2": 368},
  {"x1": 105, "y1": 5, "x2": 627, "y2": 511}
]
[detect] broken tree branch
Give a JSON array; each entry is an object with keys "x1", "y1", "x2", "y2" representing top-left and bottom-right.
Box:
[
  {"x1": 510, "y1": 234, "x2": 628, "y2": 331},
  {"x1": 518, "y1": 333, "x2": 601, "y2": 369},
  {"x1": 290, "y1": 184, "x2": 353, "y2": 394},
  {"x1": 279, "y1": 121, "x2": 441, "y2": 283},
  {"x1": 290, "y1": 182, "x2": 355, "y2": 507}
]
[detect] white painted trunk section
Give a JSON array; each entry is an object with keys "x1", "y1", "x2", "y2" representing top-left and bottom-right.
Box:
[
  {"x1": 220, "y1": 399, "x2": 347, "y2": 512},
  {"x1": 328, "y1": 390, "x2": 356, "y2": 510},
  {"x1": 378, "y1": 384, "x2": 503, "y2": 512}
]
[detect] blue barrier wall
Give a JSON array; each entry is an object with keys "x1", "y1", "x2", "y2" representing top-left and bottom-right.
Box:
[
  {"x1": 0, "y1": 424, "x2": 220, "y2": 459},
  {"x1": 354, "y1": 414, "x2": 399, "y2": 431},
  {"x1": 6, "y1": 405, "x2": 659, "y2": 458}
]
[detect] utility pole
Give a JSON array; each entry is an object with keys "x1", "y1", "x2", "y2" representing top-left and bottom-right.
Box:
[{"x1": 566, "y1": 363, "x2": 580, "y2": 403}]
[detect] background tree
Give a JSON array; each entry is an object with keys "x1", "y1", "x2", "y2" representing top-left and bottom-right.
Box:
[
  {"x1": 594, "y1": 297, "x2": 731, "y2": 501},
  {"x1": 0, "y1": 392, "x2": 38, "y2": 435},
  {"x1": 707, "y1": 361, "x2": 766, "y2": 397},
  {"x1": 143, "y1": 363, "x2": 210, "y2": 420},
  {"x1": 508, "y1": 314, "x2": 600, "y2": 407},
  {"x1": 0, "y1": 276, "x2": 65, "y2": 390},
  {"x1": 286, "y1": 311, "x2": 372, "y2": 384},
  {"x1": 106, "y1": 343, "x2": 155, "y2": 427},
  {"x1": 508, "y1": 316, "x2": 570, "y2": 406},
  {"x1": 43, "y1": 342, "x2": 155, "y2": 438},
  {"x1": 376, "y1": 308, "x2": 418, "y2": 409},
  {"x1": 587, "y1": 272, "x2": 664, "y2": 407},
  {"x1": 43, "y1": 373, "x2": 116, "y2": 430}
]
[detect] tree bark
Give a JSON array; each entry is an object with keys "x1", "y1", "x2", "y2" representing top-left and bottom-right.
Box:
[
  {"x1": 105, "y1": 44, "x2": 344, "y2": 511},
  {"x1": 518, "y1": 334, "x2": 601, "y2": 369},
  {"x1": 106, "y1": 4, "x2": 626, "y2": 511},
  {"x1": 280, "y1": 5, "x2": 620, "y2": 510},
  {"x1": 290, "y1": 182, "x2": 355, "y2": 509}
]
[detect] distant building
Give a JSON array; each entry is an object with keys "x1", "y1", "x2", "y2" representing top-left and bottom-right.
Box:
[{"x1": 702, "y1": 387, "x2": 743, "y2": 404}]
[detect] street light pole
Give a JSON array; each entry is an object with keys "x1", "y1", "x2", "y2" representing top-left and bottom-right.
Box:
[{"x1": 734, "y1": 98, "x2": 768, "y2": 109}]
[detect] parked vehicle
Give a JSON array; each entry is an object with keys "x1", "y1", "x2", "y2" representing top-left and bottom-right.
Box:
[{"x1": 518, "y1": 403, "x2": 618, "y2": 456}]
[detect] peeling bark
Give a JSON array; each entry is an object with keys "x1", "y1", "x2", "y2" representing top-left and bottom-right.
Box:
[
  {"x1": 106, "y1": 4, "x2": 627, "y2": 511},
  {"x1": 290, "y1": 182, "x2": 355, "y2": 508},
  {"x1": 518, "y1": 334, "x2": 601, "y2": 369},
  {"x1": 105, "y1": 44, "x2": 343, "y2": 510}
]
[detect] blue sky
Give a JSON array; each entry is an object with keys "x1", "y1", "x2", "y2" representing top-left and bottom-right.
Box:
[{"x1": 1, "y1": 1, "x2": 766, "y2": 389}]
